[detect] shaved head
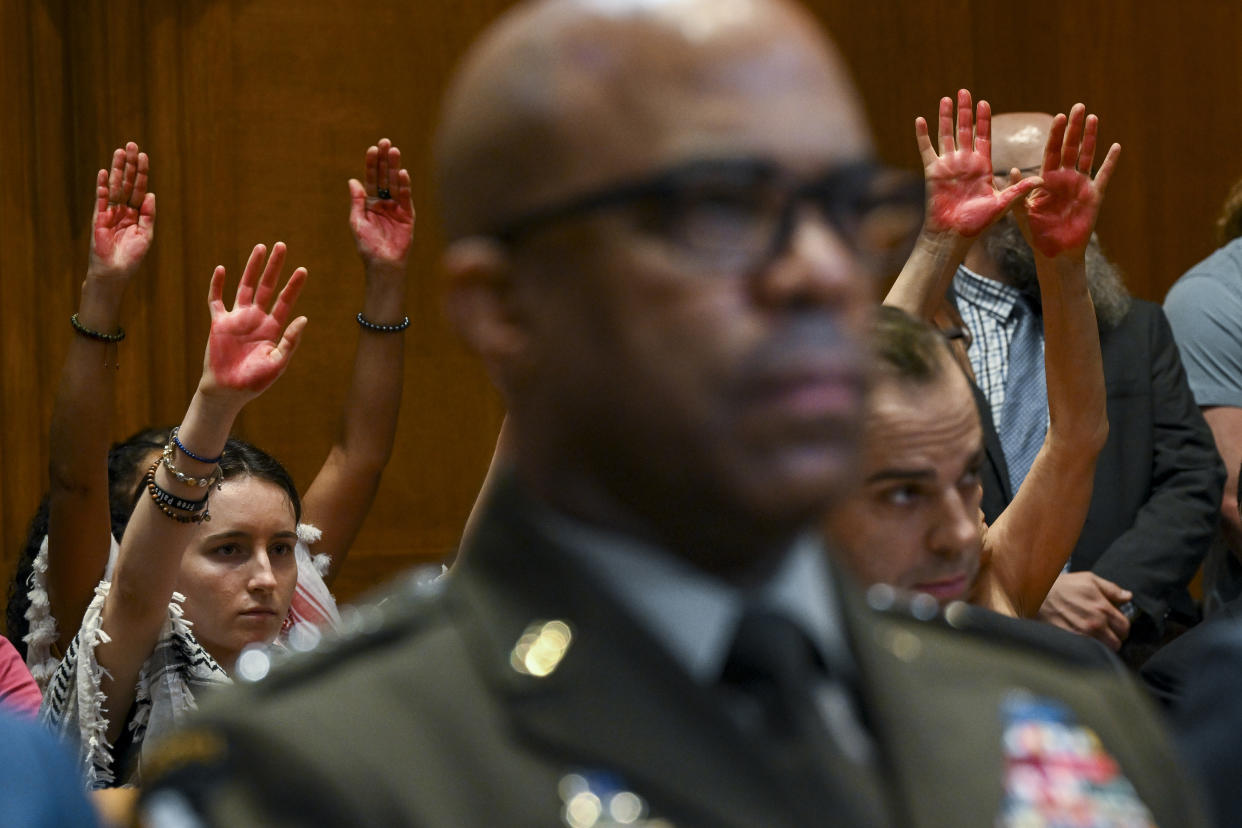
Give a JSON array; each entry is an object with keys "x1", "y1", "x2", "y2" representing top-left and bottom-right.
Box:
[
  {"x1": 435, "y1": 0, "x2": 870, "y2": 239},
  {"x1": 437, "y1": 0, "x2": 884, "y2": 567},
  {"x1": 991, "y1": 112, "x2": 1054, "y2": 176}
]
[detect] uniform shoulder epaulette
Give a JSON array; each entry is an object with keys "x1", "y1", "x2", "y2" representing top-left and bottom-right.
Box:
[
  {"x1": 863, "y1": 584, "x2": 1120, "y2": 671},
  {"x1": 236, "y1": 564, "x2": 452, "y2": 698}
]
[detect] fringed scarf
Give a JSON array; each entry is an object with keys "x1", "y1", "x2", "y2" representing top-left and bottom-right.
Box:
[
  {"x1": 23, "y1": 524, "x2": 339, "y2": 694},
  {"x1": 33, "y1": 524, "x2": 341, "y2": 789}
]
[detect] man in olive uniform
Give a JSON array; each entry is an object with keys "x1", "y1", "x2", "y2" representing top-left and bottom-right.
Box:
[{"x1": 139, "y1": 1, "x2": 1206, "y2": 826}]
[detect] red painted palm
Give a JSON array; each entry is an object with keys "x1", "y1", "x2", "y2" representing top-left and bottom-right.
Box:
[
  {"x1": 89, "y1": 142, "x2": 156, "y2": 280},
  {"x1": 1020, "y1": 104, "x2": 1120, "y2": 259},
  {"x1": 916, "y1": 89, "x2": 1038, "y2": 238},
  {"x1": 205, "y1": 242, "x2": 308, "y2": 396}
]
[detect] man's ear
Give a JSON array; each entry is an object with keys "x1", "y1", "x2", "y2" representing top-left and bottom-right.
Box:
[{"x1": 443, "y1": 238, "x2": 532, "y2": 388}]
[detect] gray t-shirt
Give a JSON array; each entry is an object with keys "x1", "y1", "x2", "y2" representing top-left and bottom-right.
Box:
[{"x1": 1164, "y1": 237, "x2": 1242, "y2": 408}]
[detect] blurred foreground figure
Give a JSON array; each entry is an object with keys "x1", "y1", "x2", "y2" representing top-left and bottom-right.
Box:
[
  {"x1": 140, "y1": 2, "x2": 1206, "y2": 826},
  {"x1": 0, "y1": 707, "x2": 99, "y2": 828}
]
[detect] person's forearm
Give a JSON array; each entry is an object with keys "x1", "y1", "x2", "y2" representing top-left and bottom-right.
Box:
[
  {"x1": 1036, "y1": 254, "x2": 1108, "y2": 452},
  {"x1": 97, "y1": 386, "x2": 239, "y2": 745},
  {"x1": 45, "y1": 276, "x2": 130, "y2": 650},
  {"x1": 107, "y1": 386, "x2": 238, "y2": 618},
  {"x1": 299, "y1": 263, "x2": 407, "y2": 582},
  {"x1": 1200, "y1": 407, "x2": 1242, "y2": 560},
  {"x1": 344, "y1": 263, "x2": 407, "y2": 470},
  {"x1": 884, "y1": 229, "x2": 972, "y2": 320},
  {"x1": 989, "y1": 253, "x2": 1107, "y2": 617}
]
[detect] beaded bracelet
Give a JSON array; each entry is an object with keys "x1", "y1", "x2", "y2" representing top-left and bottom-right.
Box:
[
  {"x1": 161, "y1": 443, "x2": 224, "y2": 489},
  {"x1": 356, "y1": 312, "x2": 410, "y2": 333},
  {"x1": 149, "y1": 478, "x2": 209, "y2": 513},
  {"x1": 170, "y1": 426, "x2": 223, "y2": 465},
  {"x1": 70, "y1": 313, "x2": 126, "y2": 343},
  {"x1": 145, "y1": 461, "x2": 211, "y2": 523}
]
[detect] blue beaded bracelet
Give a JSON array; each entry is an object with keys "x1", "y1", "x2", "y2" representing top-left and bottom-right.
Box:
[{"x1": 171, "y1": 426, "x2": 223, "y2": 465}]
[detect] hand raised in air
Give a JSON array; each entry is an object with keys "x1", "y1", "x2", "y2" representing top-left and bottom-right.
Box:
[
  {"x1": 915, "y1": 89, "x2": 1041, "y2": 239},
  {"x1": 89, "y1": 142, "x2": 156, "y2": 281},
  {"x1": 348, "y1": 138, "x2": 415, "y2": 270},
  {"x1": 1017, "y1": 103, "x2": 1120, "y2": 259},
  {"x1": 203, "y1": 242, "x2": 308, "y2": 400}
]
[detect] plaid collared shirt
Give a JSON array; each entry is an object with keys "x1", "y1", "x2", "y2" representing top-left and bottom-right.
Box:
[{"x1": 953, "y1": 266, "x2": 1042, "y2": 430}]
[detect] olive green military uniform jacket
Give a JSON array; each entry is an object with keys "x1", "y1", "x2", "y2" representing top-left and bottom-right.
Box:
[{"x1": 141, "y1": 477, "x2": 1206, "y2": 827}]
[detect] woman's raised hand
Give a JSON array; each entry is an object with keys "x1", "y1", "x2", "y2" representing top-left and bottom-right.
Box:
[
  {"x1": 88, "y1": 142, "x2": 156, "y2": 281},
  {"x1": 915, "y1": 89, "x2": 1041, "y2": 238},
  {"x1": 203, "y1": 242, "x2": 308, "y2": 399},
  {"x1": 348, "y1": 138, "x2": 415, "y2": 271}
]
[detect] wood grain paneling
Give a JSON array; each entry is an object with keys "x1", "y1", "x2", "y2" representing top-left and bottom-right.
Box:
[{"x1": 4, "y1": 0, "x2": 1240, "y2": 624}]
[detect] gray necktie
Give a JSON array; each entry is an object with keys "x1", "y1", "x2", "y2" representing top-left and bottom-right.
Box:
[{"x1": 999, "y1": 297, "x2": 1048, "y2": 494}]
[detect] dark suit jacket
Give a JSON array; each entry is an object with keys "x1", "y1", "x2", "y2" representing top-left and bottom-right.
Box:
[
  {"x1": 1159, "y1": 621, "x2": 1242, "y2": 828},
  {"x1": 1141, "y1": 592, "x2": 1242, "y2": 708},
  {"x1": 140, "y1": 476, "x2": 1206, "y2": 827},
  {"x1": 973, "y1": 298, "x2": 1224, "y2": 626}
]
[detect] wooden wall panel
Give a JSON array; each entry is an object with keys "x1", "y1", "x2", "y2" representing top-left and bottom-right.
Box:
[
  {"x1": 5, "y1": 0, "x2": 1242, "y2": 624},
  {"x1": 815, "y1": 0, "x2": 1242, "y2": 302}
]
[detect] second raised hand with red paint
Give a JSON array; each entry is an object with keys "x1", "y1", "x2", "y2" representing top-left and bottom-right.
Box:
[
  {"x1": 1019, "y1": 103, "x2": 1121, "y2": 260},
  {"x1": 89, "y1": 141, "x2": 156, "y2": 282},
  {"x1": 205, "y1": 242, "x2": 309, "y2": 397}
]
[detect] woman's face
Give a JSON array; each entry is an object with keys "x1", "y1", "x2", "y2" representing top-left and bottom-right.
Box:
[{"x1": 177, "y1": 475, "x2": 298, "y2": 672}]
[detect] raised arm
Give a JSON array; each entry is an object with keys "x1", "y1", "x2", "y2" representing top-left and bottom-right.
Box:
[
  {"x1": 298, "y1": 139, "x2": 413, "y2": 587},
  {"x1": 96, "y1": 243, "x2": 307, "y2": 743},
  {"x1": 45, "y1": 143, "x2": 155, "y2": 653},
  {"x1": 885, "y1": 90, "x2": 1039, "y2": 319},
  {"x1": 981, "y1": 105, "x2": 1118, "y2": 621}
]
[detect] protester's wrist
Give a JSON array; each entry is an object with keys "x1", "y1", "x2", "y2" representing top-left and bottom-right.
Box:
[
  {"x1": 192, "y1": 377, "x2": 253, "y2": 416},
  {"x1": 76, "y1": 278, "x2": 128, "y2": 326},
  {"x1": 362, "y1": 263, "x2": 409, "y2": 308},
  {"x1": 363, "y1": 259, "x2": 409, "y2": 283},
  {"x1": 914, "y1": 226, "x2": 973, "y2": 261}
]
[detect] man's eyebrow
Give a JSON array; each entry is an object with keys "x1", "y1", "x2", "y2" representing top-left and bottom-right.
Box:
[{"x1": 865, "y1": 468, "x2": 935, "y2": 484}]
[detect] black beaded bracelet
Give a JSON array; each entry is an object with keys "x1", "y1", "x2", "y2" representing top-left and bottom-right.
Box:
[
  {"x1": 144, "y1": 461, "x2": 211, "y2": 523},
  {"x1": 170, "y1": 426, "x2": 223, "y2": 465},
  {"x1": 70, "y1": 313, "x2": 125, "y2": 343},
  {"x1": 356, "y1": 312, "x2": 410, "y2": 333}
]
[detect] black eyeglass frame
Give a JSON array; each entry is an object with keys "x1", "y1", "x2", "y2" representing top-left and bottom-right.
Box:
[{"x1": 486, "y1": 157, "x2": 926, "y2": 274}]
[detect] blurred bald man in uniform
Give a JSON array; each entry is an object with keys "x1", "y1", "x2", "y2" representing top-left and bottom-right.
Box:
[{"x1": 139, "y1": 3, "x2": 1207, "y2": 826}]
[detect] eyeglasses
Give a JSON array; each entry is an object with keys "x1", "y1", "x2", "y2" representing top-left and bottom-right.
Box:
[
  {"x1": 991, "y1": 165, "x2": 1042, "y2": 181},
  {"x1": 489, "y1": 158, "x2": 926, "y2": 277}
]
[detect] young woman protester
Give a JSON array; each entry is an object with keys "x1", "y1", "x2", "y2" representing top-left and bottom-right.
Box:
[
  {"x1": 41, "y1": 241, "x2": 310, "y2": 786},
  {"x1": 8, "y1": 139, "x2": 415, "y2": 694}
]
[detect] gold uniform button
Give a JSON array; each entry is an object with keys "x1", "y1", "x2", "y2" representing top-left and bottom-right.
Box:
[{"x1": 511, "y1": 619, "x2": 573, "y2": 677}]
